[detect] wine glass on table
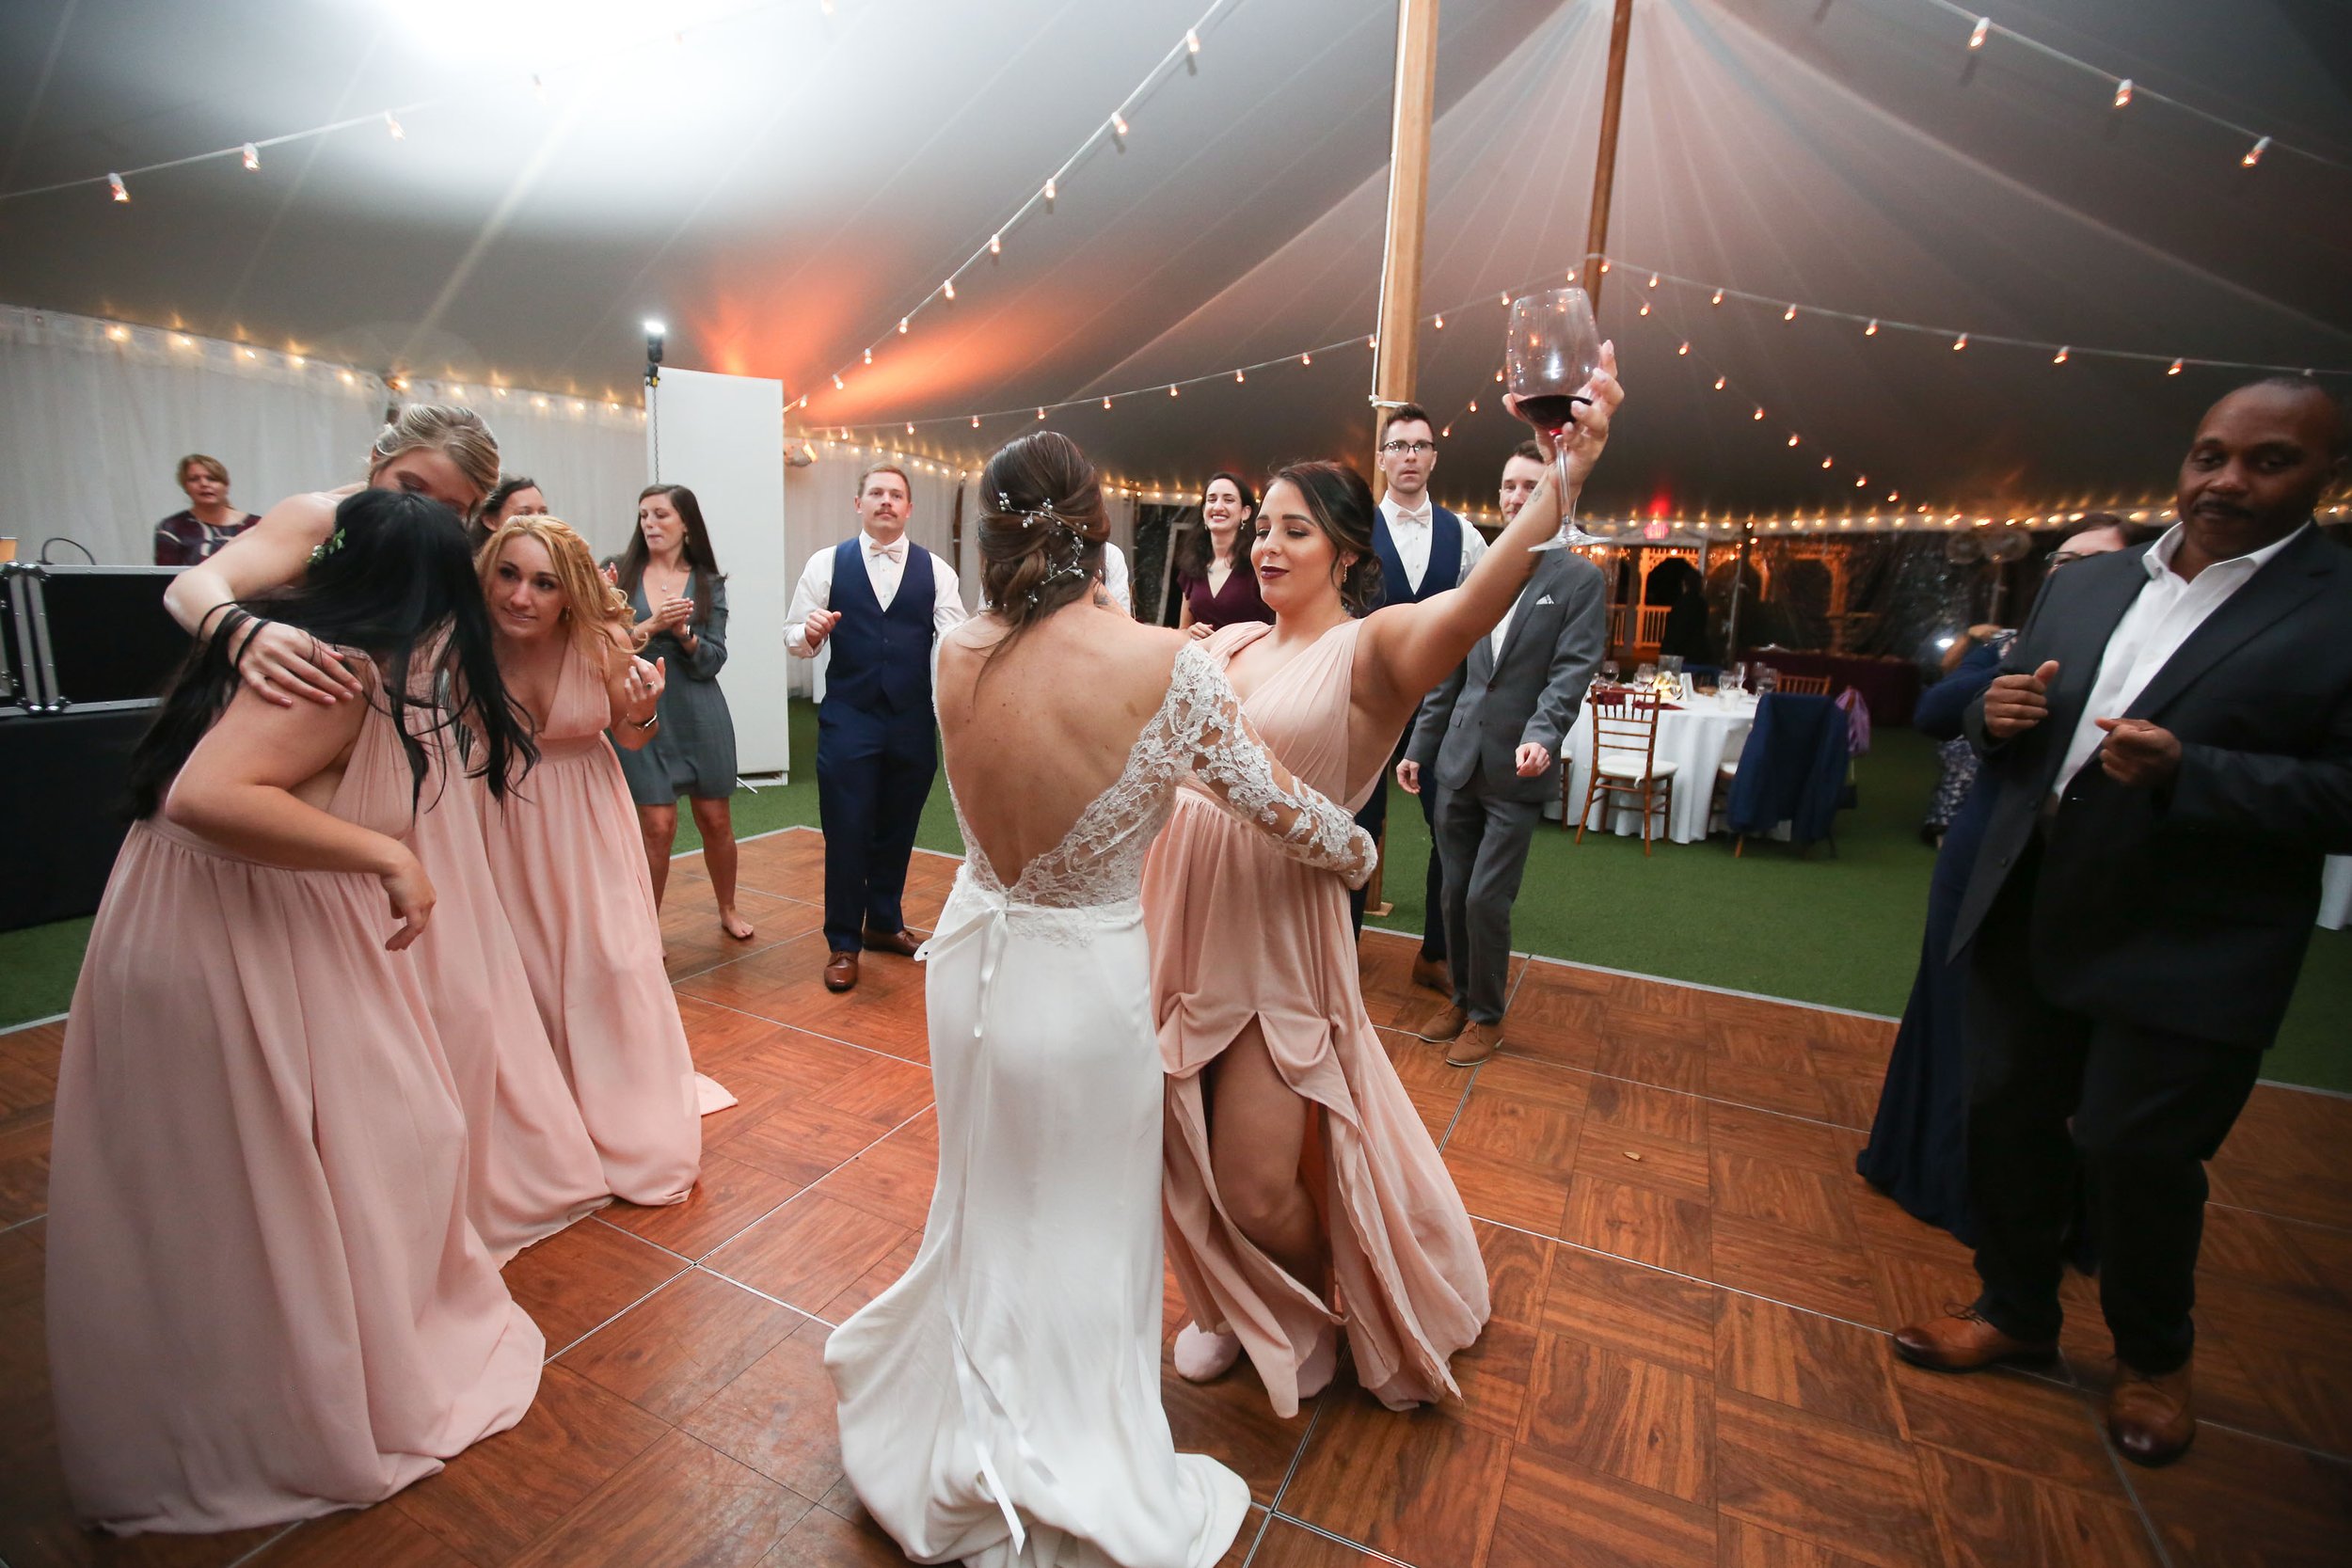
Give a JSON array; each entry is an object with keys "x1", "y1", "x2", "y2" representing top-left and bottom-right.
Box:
[{"x1": 1504, "y1": 288, "x2": 1605, "y2": 549}]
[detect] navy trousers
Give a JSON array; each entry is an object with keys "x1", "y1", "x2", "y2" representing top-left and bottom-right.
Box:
[{"x1": 816, "y1": 700, "x2": 936, "y2": 952}]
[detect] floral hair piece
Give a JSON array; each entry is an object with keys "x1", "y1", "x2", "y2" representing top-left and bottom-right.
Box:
[
  {"x1": 308, "y1": 528, "x2": 347, "y2": 566},
  {"x1": 987, "y1": 491, "x2": 1091, "y2": 608}
]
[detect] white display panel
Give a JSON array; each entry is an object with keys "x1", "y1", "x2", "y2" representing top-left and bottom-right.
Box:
[{"x1": 645, "y1": 368, "x2": 789, "y2": 778}]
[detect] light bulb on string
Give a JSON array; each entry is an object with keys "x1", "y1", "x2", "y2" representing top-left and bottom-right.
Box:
[
  {"x1": 1044, "y1": 177, "x2": 1057, "y2": 203},
  {"x1": 2054, "y1": 346, "x2": 2069, "y2": 364},
  {"x1": 1233, "y1": 369, "x2": 1245, "y2": 383},
  {"x1": 1710, "y1": 289, "x2": 1724, "y2": 306},
  {"x1": 1111, "y1": 112, "x2": 1128, "y2": 138},
  {"x1": 898, "y1": 317, "x2": 909, "y2": 334},
  {"x1": 906, "y1": 422, "x2": 914, "y2": 435},
  {"x1": 972, "y1": 415, "x2": 980, "y2": 427},
  {"x1": 1854, "y1": 474, "x2": 1867, "y2": 487},
  {"x1": 1712, "y1": 376, "x2": 1725, "y2": 389},
  {"x1": 1185, "y1": 28, "x2": 1200, "y2": 55},
  {"x1": 2243, "y1": 136, "x2": 2270, "y2": 168},
  {"x1": 1599, "y1": 261, "x2": 1610, "y2": 274},
  {"x1": 1367, "y1": 335, "x2": 1376, "y2": 349},
  {"x1": 2113, "y1": 78, "x2": 2133, "y2": 107},
  {"x1": 1969, "y1": 16, "x2": 1990, "y2": 49},
  {"x1": 1820, "y1": 457, "x2": 1833, "y2": 469},
  {"x1": 1952, "y1": 333, "x2": 1968, "y2": 351},
  {"x1": 863, "y1": 348, "x2": 872, "y2": 364},
  {"x1": 989, "y1": 232, "x2": 1002, "y2": 257},
  {"x1": 1499, "y1": 292, "x2": 1510, "y2": 306},
  {"x1": 1865, "y1": 320, "x2": 1879, "y2": 336},
  {"x1": 833, "y1": 373, "x2": 845, "y2": 389},
  {"x1": 1787, "y1": 434, "x2": 1800, "y2": 448},
  {"x1": 1300, "y1": 352, "x2": 1311, "y2": 366},
  {"x1": 1433, "y1": 314, "x2": 1443, "y2": 329},
  {"x1": 1468, "y1": 399, "x2": 1478, "y2": 412},
  {"x1": 2168, "y1": 358, "x2": 2184, "y2": 375},
  {"x1": 1783, "y1": 304, "x2": 1797, "y2": 322},
  {"x1": 241, "y1": 143, "x2": 260, "y2": 170},
  {"x1": 943, "y1": 278, "x2": 956, "y2": 300},
  {"x1": 385, "y1": 111, "x2": 405, "y2": 140},
  {"x1": 1753, "y1": 406, "x2": 1765, "y2": 420},
  {"x1": 108, "y1": 172, "x2": 128, "y2": 202},
  {"x1": 1440, "y1": 425, "x2": 1452, "y2": 437},
  {"x1": 1168, "y1": 384, "x2": 1179, "y2": 397},
  {"x1": 1036, "y1": 407, "x2": 1046, "y2": 420},
  {"x1": 1677, "y1": 341, "x2": 1689, "y2": 356},
  {"x1": 1493, "y1": 368, "x2": 1503, "y2": 382},
  {"x1": 1103, "y1": 397, "x2": 1113, "y2": 409}
]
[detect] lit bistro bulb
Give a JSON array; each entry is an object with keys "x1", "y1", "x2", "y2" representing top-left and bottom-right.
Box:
[
  {"x1": 1865, "y1": 320, "x2": 1880, "y2": 337},
  {"x1": 1677, "y1": 341, "x2": 1690, "y2": 356},
  {"x1": 385, "y1": 111, "x2": 405, "y2": 139},
  {"x1": 2243, "y1": 136, "x2": 2270, "y2": 168},
  {"x1": 1712, "y1": 376, "x2": 1726, "y2": 390},
  {"x1": 1168, "y1": 384, "x2": 1180, "y2": 397},
  {"x1": 898, "y1": 317, "x2": 909, "y2": 334},
  {"x1": 1783, "y1": 304, "x2": 1797, "y2": 322},
  {"x1": 2054, "y1": 346, "x2": 2070, "y2": 364},
  {"x1": 1044, "y1": 177, "x2": 1057, "y2": 201},
  {"x1": 108, "y1": 171, "x2": 129, "y2": 202},
  {"x1": 2167, "y1": 358, "x2": 2184, "y2": 375},
  {"x1": 241, "y1": 143, "x2": 261, "y2": 170},
  {"x1": 1710, "y1": 289, "x2": 1724, "y2": 305},
  {"x1": 1234, "y1": 369, "x2": 1245, "y2": 383},
  {"x1": 2113, "y1": 78, "x2": 2133, "y2": 108},
  {"x1": 1969, "y1": 16, "x2": 1990, "y2": 49},
  {"x1": 989, "y1": 232, "x2": 1002, "y2": 257},
  {"x1": 943, "y1": 278, "x2": 956, "y2": 300},
  {"x1": 1111, "y1": 112, "x2": 1129, "y2": 137},
  {"x1": 1952, "y1": 333, "x2": 1968, "y2": 351}
]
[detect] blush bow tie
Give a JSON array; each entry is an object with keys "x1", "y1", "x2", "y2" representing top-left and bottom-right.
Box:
[
  {"x1": 867, "y1": 539, "x2": 907, "y2": 564},
  {"x1": 1392, "y1": 506, "x2": 1433, "y2": 528}
]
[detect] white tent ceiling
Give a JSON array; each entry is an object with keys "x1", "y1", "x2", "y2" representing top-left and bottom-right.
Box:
[{"x1": 2, "y1": 0, "x2": 2346, "y2": 518}]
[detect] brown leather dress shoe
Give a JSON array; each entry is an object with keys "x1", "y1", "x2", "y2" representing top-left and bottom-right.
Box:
[
  {"x1": 1427, "y1": 1007, "x2": 1470, "y2": 1043},
  {"x1": 1410, "y1": 955, "x2": 1453, "y2": 995},
  {"x1": 1891, "y1": 1307, "x2": 2057, "y2": 1371},
  {"x1": 1447, "y1": 1021, "x2": 1501, "y2": 1067},
  {"x1": 2108, "y1": 1361, "x2": 2194, "y2": 1466},
  {"x1": 823, "y1": 951, "x2": 860, "y2": 992},
  {"x1": 861, "y1": 927, "x2": 921, "y2": 958}
]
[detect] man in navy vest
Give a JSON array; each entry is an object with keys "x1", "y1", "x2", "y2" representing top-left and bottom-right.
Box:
[
  {"x1": 1353, "y1": 402, "x2": 1486, "y2": 988},
  {"x1": 786, "y1": 463, "x2": 968, "y2": 991}
]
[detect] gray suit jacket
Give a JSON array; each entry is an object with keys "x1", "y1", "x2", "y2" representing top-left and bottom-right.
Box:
[
  {"x1": 1406, "y1": 552, "x2": 1608, "y2": 804},
  {"x1": 1953, "y1": 524, "x2": 2352, "y2": 1048}
]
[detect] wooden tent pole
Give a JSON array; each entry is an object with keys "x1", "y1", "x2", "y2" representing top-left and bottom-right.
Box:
[
  {"x1": 1581, "y1": 0, "x2": 1636, "y2": 315},
  {"x1": 1368, "y1": 0, "x2": 1441, "y2": 501}
]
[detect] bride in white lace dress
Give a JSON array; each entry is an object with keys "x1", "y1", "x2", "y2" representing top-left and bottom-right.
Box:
[{"x1": 824, "y1": 434, "x2": 1375, "y2": 1568}]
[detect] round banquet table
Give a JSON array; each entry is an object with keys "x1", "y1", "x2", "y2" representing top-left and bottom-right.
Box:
[{"x1": 1546, "y1": 689, "x2": 1761, "y2": 843}]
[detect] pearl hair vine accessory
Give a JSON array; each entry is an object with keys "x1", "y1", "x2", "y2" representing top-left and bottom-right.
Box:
[{"x1": 986, "y1": 491, "x2": 1091, "y2": 608}]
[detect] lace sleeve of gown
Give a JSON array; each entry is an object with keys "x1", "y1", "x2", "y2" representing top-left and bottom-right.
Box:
[{"x1": 1168, "y1": 645, "x2": 1378, "y2": 890}]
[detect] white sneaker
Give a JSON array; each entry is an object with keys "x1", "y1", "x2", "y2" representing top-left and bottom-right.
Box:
[{"x1": 1174, "y1": 1323, "x2": 1242, "y2": 1383}]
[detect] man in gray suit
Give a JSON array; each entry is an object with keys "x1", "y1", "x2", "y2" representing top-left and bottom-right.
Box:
[{"x1": 1401, "y1": 441, "x2": 1608, "y2": 1066}]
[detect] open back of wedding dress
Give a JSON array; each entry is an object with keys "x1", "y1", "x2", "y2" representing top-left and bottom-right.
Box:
[{"x1": 824, "y1": 642, "x2": 1372, "y2": 1568}]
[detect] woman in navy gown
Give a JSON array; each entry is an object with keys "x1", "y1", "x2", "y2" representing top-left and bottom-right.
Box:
[{"x1": 1858, "y1": 518, "x2": 2133, "y2": 1242}]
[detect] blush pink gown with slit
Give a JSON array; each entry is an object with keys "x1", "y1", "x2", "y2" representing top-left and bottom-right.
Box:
[
  {"x1": 477, "y1": 638, "x2": 702, "y2": 1206},
  {"x1": 45, "y1": 689, "x2": 544, "y2": 1534},
  {"x1": 1142, "y1": 621, "x2": 1490, "y2": 1416}
]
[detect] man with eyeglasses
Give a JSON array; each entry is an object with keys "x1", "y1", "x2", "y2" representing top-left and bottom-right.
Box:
[
  {"x1": 1894, "y1": 377, "x2": 2352, "y2": 1470},
  {"x1": 1353, "y1": 404, "x2": 1486, "y2": 977}
]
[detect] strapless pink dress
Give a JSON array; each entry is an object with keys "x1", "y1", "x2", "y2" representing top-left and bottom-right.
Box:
[
  {"x1": 45, "y1": 690, "x2": 543, "y2": 1534},
  {"x1": 1142, "y1": 621, "x2": 1490, "y2": 1416},
  {"x1": 478, "y1": 639, "x2": 701, "y2": 1206},
  {"x1": 408, "y1": 736, "x2": 611, "y2": 1259}
]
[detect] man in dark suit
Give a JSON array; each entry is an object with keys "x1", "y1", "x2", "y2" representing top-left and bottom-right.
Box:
[
  {"x1": 1401, "y1": 441, "x2": 1606, "y2": 1065},
  {"x1": 786, "y1": 463, "x2": 967, "y2": 992},
  {"x1": 1355, "y1": 402, "x2": 1486, "y2": 973},
  {"x1": 1894, "y1": 378, "x2": 2351, "y2": 1467}
]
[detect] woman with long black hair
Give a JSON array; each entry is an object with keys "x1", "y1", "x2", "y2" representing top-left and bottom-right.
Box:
[
  {"x1": 610, "y1": 483, "x2": 752, "y2": 941},
  {"x1": 46, "y1": 489, "x2": 546, "y2": 1534}
]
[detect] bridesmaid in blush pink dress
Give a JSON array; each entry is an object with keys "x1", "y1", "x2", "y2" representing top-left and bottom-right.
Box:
[
  {"x1": 477, "y1": 515, "x2": 705, "y2": 1207},
  {"x1": 1144, "y1": 355, "x2": 1624, "y2": 1415},
  {"x1": 46, "y1": 490, "x2": 543, "y2": 1533}
]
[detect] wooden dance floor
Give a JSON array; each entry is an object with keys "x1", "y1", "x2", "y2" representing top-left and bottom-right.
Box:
[{"x1": 3, "y1": 823, "x2": 2348, "y2": 1567}]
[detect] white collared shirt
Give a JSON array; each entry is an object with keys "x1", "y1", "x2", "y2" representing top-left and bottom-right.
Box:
[
  {"x1": 784, "y1": 529, "x2": 968, "y2": 657},
  {"x1": 1490, "y1": 587, "x2": 1530, "y2": 659},
  {"x1": 1102, "y1": 541, "x2": 1133, "y2": 616},
  {"x1": 2052, "y1": 521, "x2": 2307, "y2": 795},
  {"x1": 1379, "y1": 492, "x2": 1487, "y2": 594}
]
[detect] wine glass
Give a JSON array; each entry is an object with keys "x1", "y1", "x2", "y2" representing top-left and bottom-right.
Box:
[
  {"x1": 1598, "y1": 658, "x2": 1621, "y2": 688},
  {"x1": 1505, "y1": 289, "x2": 1604, "y2": 550}
]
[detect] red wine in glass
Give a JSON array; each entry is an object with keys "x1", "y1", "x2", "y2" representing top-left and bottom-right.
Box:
[{"x1": 1504, "y1": 288, "x2": 1604, "y2": 550}]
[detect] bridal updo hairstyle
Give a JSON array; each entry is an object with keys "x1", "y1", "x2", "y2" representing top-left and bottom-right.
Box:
[
  {"x1": 977, "y1": 431, "x2": 1109, "y2": 638},
  {"x1": 368, "y1": 404, "x2": 502, "y2": 505},
  {"x1": 1268, "y1": 459, "x2": 1385, "y2": 616}
]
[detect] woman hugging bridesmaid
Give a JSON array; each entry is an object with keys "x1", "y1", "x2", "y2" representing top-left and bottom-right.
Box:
[
  {"x1": 476, "y1": 515, "x2": 707, "y2": 1206},
  {"x1": 47, "y1": 489, "x2": 545, "y2": 1534}
]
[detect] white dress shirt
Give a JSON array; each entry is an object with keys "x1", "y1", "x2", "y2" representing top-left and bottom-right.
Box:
[
  {"x1": 2053, "y1": 522, "x2": 2308, "y2": 795},
  {"x1": 784, "y1": 529, "x2": 968, "y2": 657},
  {"x1": 1489, "y1": 587, "x2": 1529, "y2": 660},
  {"x1": 1379, "y1": 492, "x2": 1487, "y2": 594},
  {"x1": 1101, "y1": 541, "x2": 1133, "y2": 616}
]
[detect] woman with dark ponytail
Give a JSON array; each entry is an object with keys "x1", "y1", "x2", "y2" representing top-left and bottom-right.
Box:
[
  {"x1": 826, "y1": 431, "x2": 1375, "y2": 1567},
  {"x1": 47, "y1": 489, "x2": 547, "y2": 1535}
]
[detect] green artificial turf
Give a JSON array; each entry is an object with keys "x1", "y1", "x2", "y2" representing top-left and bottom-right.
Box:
[{"x1": 5, "y1": 703, "x2": 2344, "y2": 1094}]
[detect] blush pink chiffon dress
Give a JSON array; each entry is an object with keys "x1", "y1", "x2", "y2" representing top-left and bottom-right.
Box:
[
  {"x1": 477, "y1": 637, "x2": 703, "y2": 1207},
  {"x1": 1141, "y1": 620, "x2": 1490, "y2": 1417},
  {"x1": 45, "y1": 688, "x2": 544, "y2": 1534}
]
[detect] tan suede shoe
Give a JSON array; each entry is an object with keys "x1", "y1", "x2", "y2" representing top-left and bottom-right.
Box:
[
  {"x1": 1410, "y1": 955, "x2": 1453, "y2": 995},
  {"x1": 1891, "y1": 1307, "x2": 2057, "y2": 1371},
  {"x1": 2108, "y1": 1360, "x2": 2195, "y2": 1466},
  {"x1": 1446, "y1": 1021, "x2": 1501, "y2": 1067},
  {"x1": 1427, "y1": 1007, "x2": 1470, "y2": 1043}
]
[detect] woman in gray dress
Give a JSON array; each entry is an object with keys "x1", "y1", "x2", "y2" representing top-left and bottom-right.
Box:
[{"x1": 611, "y1": 484, "x2": 752, "y2": 941}]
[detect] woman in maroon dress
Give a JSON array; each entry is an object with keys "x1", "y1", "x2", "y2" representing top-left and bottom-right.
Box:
[{"x1": 1175, "y1": 472, "x2": 1272, "y2": 636}]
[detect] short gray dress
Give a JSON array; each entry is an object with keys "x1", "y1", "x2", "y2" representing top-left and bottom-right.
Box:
[{"x1": 612, "y1": 574, "x2": 739, "y2": 805}]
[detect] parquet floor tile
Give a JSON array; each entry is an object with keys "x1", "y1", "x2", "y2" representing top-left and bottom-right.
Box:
[
  {"x1": 10, "y1": 832, "x2": 2351, "y2": 1568},
  {"x1": 660, "y1": 888, "x2": 821, "y2": 981}
]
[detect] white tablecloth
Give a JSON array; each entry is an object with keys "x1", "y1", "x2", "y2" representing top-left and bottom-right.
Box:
[
  {"x1": 1549, "y1": 690, "x2": 1760, "y2": 843},
  {"x1": 2323, "y1": 856, "x2": 2352, "y2": 931}
]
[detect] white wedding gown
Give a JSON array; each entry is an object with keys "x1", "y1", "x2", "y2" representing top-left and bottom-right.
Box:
[{"x1": 825, "y1": 645, "x2": 1375, "y2": 1568}]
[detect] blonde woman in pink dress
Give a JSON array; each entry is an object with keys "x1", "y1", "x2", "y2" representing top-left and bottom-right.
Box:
[
  {"x1": 1146, "y1": 352, "x2": 1622, "y2": 1415},
  {"x1": 826, "y1": 433, "x2": 1375, "y2": 1568},
  {"x1": 160, "y1": 405, "x2": 611, "y2": 1259},
  {"x1": 477, "y1": 515, "x2": 705, "y2": 1207},
  {"x1": 47, "y1": 489, "x2": 544, "y2": 1533}
]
